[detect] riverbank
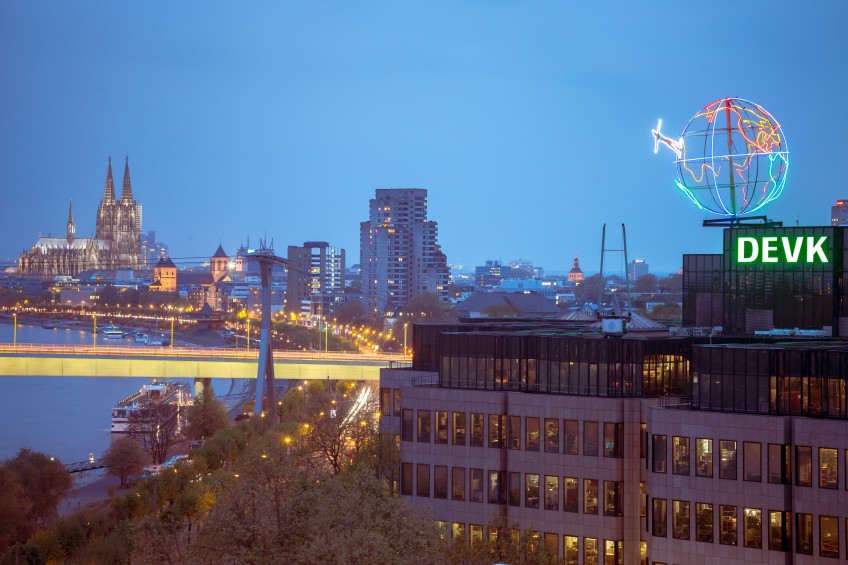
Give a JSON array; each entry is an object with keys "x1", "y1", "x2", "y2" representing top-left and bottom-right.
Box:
[
  {"x1": 0, "y1": 313, "x2": 233, "y2": 349},
  {"x1": 59, "y1": 468, "x2": 122, "y2": 517}
]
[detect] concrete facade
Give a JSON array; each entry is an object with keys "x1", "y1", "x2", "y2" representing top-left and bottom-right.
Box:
[{"x1": 381, "y1": 367, "x2": 848, "y2": 564}]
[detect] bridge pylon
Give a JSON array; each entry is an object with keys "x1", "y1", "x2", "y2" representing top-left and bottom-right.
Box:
[{"x1": 248, "y1": 241, "x2": 286, "y2": 421}]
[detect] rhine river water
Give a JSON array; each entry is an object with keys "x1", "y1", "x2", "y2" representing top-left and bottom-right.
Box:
[{"x1": 0, "y1": 321, "x2": 232, "y2": 464}]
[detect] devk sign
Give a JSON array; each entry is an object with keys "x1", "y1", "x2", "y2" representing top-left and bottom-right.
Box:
[{"x1": 736, "y1": 236, "x2": 829, "y2": 264}]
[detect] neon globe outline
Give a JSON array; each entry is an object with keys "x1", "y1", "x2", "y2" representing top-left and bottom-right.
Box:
[{"x1": 652, "y1": 98, "x2": 789, "y2": 218}]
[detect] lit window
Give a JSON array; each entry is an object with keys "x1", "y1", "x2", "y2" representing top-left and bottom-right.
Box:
[
  {"x1": 820, "y1": 448, "x2": 838, "y2": 489},
  {"x1": 820, "y1": 515, "x2": 839, "y2": 558},
  {"x1": 696, "y1": 503, "x2": 713, "y2": 543},
  {"x1": 720, "y1": 505, "x2": 737, "y2": 546},
  {"x1": 744, "y1": 508, "x2": 762, "y2": 548},
  {"x1": 672, "y1": 500, "x2": 690, "y2": 539}
]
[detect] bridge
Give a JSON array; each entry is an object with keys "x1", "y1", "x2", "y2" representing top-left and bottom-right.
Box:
[{"x1": 0, "y1": 343, "x2": 409, "y2": 381}]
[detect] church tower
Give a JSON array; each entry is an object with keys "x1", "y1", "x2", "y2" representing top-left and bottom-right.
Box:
[
  {"x1": 568, "y1": 255, "x2": 584, "y2": 283},
  {"x1": 66, "y1": 200, "x2": 75, "y2": 243},
  {"x1": 210, "y1": 244, "x2": 229, "y2": 282},
  {"x1": 95, "y1": 157, "x2": 117, "y2": 243},
  {"x1": 112, "y1": 157, "x2": 142, "y2": 269}
]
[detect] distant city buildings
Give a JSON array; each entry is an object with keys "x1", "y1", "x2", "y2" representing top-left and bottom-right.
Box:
[
  {"x1": 832, "y1": 199, "x2": 848, "y2": 226},
  {"x1": 150, "y1": 245, "x2": 231, "y2": 310},
  {"x1": 360, "y1": 188, "x2": 449, "y2": 315},
  {"x1": 140, "y1": 230, "x2": 169, "y2": 269},
  {"x1": 629, "y1": 258, "x2": 649, "y2": 281},
  {"x1": 285, "y1": 241, "x2": 345, "y2": 319},
  {"x1": 18, "y1": 157, "x2": 143, "y2": 277},
  {"x1": 508, "y1": 258, "x2": 543, "y2": 279},
  {"x1": 474, "y1": 260, "x2": 512, "y2": 290}
]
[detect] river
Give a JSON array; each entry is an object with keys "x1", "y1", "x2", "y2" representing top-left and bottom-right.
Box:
[{"x1": 0, "y1": 321, "x2": 238, "y2": 464}]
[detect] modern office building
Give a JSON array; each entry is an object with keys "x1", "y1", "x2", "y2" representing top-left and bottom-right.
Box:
[
  {"x1": 475, "y1": 260, "x2": 513, "y2": 290},
  {"x1": 381, "y1": 226, "x2": 848, "y2": 564},
  {"x1": 285, "y1": 241, "x2": 345, "y2": 318},
  {"x1": 683, "y1": 226, "x2": 845, "y2": 336},
  {"x1": 831, "y1": 200, "x2": 848, "y2": 226},
  {"x1": 140, "y1": 230, "x2": 169, "y2": 269},
  {"x1": 360, "y1": 189, "x2": 450, "y2": 315},
  {"x1": 629, "y1": 259, "x2": 649, "y2": 282}
]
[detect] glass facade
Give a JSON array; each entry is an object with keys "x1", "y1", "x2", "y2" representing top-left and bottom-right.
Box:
[
  {"x1": 682, "y1": 254, "x2": 723, "y2": 327},
  {"x1": 692, "y1": 343, "x2": 848, "y2": 419},
  {"x1": 722, "y1": 227, "x2": 842, "y2": 334},
  {"x1": 434, "y1": 332, "x2": 690, "y2": 397}
]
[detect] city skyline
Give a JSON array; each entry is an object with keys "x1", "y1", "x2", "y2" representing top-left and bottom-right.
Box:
[{"x1": 2, "y1": 3, "x2": 847, "y2": 274}]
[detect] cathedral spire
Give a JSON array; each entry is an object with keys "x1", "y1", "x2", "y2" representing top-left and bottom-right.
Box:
[
  {"x1": 66, "y1": 199, "x2": 75, "y2": 242},
  {"x1": 120, "y1": 156, "x2": 133, "y2": 202},
  {"x1": 103, "y1": 157, "x2": 115, "y2": 202}
]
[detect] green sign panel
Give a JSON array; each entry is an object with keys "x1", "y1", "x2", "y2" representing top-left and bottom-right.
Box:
[{"x1": 736, "y1": 236, "x2": 829, "y2": 264}]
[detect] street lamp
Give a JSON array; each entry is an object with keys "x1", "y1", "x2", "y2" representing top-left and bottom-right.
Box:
[
  {"x1": 403, "y1": 322, "x2": 408, "y2": 356},
  {"x1": 12, "y1": 312, "x2": 16, "y2": 349},
  {"x1": 246, "y1": 313, "x2": 250, "y2": 351},
  {"x1": 92, "y1": 314, "x2": 97, "y2": 350}
]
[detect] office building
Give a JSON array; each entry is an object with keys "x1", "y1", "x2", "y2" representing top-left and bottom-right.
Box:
[
  {"x1": 629, "y1": 259, "x2": 649, "y2": 281},
  {"x1": 475, "y1": 260, "x2": 513, "y2": 290},
  {"x1": 286, "y1": 241, "x2": 345, "y2": 318},
  {"x1": 360, "y1": 189, "x2": 450, "y2": 315},
  {"x1": 831, "y1": 200, "x2": 848, "y2": 226},
  {"x1": 381, "y1": 225, "x2": 848, "y2": 564}
]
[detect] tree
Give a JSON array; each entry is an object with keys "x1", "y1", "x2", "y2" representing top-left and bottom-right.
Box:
[
  {"x1": 188, "y1": 442, "x2": 438, "y2": 565},
  {"x1": 187, "y1": 441, "x2": 314, "y2": 565},
  {"x1": 3, "y1": 449, "x2": 72, "y2": 526},
  {"x1": 129, "y1": 402, "x2": 181, "y2": 464},
  {"x1": 574, "y1": 274, "x2": 602, "y2": 301},
  {"x1": 184, "y1": 391, "x2": 229, "y2": 441},
  {"x1": 648, "y1": 303, "x2": 681, "y2": 321},
  {"x1": 102, "y1": 437, "x2": 148, "y2": 487},
  {"x1": 305, "y1": 385, "x2": 379, "y2": 475},
  {"x1": 633, "y1": 273, "x2": 659, "y2": 294},
  {"x1": 293, "y1": 466, "x2": 438, "y2": 564},
  {"x1": 402, "y1": 292, "x2": 455, "y2": 322},
  {"x1": 333, "y1": 299, "x2": 369, "y2": 324},
  {"x1": 658, "y1": 273, "x2": 682, "y2": 294},
  {"x1": 0, "y1": 467, "x2": 31, "y2": 550}
]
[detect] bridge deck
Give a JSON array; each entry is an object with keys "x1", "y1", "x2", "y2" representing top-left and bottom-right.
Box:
[{"x1": 0, "y1": 343, "x2": 409, "y2": 380}]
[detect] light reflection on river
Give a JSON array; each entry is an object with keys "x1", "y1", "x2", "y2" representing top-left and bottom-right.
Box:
[{"x1": 0, "y1": 321, "x2": 233, "y2": 463}]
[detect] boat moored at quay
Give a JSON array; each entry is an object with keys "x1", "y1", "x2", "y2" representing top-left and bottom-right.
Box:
[{"x1": 110, "y1": 380, "x2": 191, "y2": 433}]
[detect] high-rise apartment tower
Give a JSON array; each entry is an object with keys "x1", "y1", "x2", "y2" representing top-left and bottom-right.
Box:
[
  {"x1": 360, "y1": 189, "x2": 449, "y2": 315},
  {"x1": 286, "y1": 241, "x2": 345, "y2": 318}
]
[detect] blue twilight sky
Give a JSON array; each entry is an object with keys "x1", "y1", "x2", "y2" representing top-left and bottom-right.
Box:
[{"x1": 1, "y1": 2, "x2": 846, "y2": 275}]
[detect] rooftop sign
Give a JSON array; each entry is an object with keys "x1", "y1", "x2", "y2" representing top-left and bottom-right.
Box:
[{"x1": 736, "y1": 236, "x2": 829, "y2": 264}]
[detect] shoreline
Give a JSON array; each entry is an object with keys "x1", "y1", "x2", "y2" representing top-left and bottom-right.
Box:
[
  {"x1": 59, "y1": 468, "x2": 122, "y2": 517},
  {"x1": 0, "y1": 314, "x2": 233, "y2": 349}
]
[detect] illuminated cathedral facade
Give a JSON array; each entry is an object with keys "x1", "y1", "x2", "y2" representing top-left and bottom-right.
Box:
[{"x1": 18, "y1": 157, "x2": 143, "y2": 278}]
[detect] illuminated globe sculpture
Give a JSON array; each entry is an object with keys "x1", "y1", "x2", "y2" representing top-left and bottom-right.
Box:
[{"x1": 652, "y1": 98, "x2": 789, "y2": 220}]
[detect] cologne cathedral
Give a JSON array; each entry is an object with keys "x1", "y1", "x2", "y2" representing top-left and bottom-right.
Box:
[{"x1": 18, "y1": 157, "x2": 143, "y2": 278}]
